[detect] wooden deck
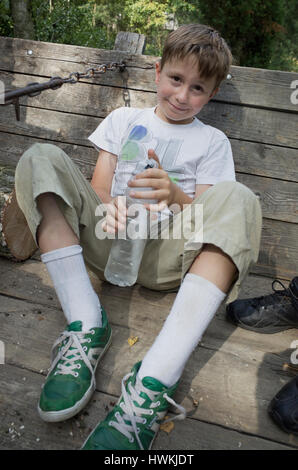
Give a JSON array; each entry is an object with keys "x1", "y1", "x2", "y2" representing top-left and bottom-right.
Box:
[{"x1": 1, "y1": 255, "x2": 298, "y2": 450}]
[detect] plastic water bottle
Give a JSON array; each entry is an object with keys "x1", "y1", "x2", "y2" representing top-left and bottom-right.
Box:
[{"x1": 104, "y1": 158, "x2": 158, "y2": 287}]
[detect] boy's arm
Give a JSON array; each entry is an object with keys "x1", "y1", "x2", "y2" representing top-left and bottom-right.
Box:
[
  {"x1": 169, "y1": 183, "x2": 212, "y2": 208},
  {"x1": 91, "y1": 149, "x2": 117, "y2": 203},
  {"x1": 170, "y1": 181, "x2": 193, "y2": 208}
]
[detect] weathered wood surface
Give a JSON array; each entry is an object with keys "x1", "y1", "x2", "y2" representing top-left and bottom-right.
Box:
[
  {"x1": 1, "y1": 365, "x2": 292, "y2": 450},
  {"x1": 1, "y1": 257, "x2": 298, "y2": 450},
  {"x1": 0, "y1": 35, "x2": 297, "y2": 279},
  {"x1": 1, "y1": 37, "x2": 297, "y2": 112},
  {"x1": 1, "y1": 70, "x2": 298, "y2": 149},
  {"x1": 1, "y1": 117, "x2": 298, "y2": 183},
  {"x1": 113, "y1": 31, "x2": 146, "y2": 54},
  {"x1": 0, "y1": 127, "x2": 297, "y2": 224}
]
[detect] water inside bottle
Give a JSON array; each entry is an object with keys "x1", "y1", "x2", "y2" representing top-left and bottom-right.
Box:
[{"x1": 104, "y1": 158, "x2": 158, "y2": 287}]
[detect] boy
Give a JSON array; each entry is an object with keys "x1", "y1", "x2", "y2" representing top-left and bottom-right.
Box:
[{"x1": 14, "y1": 24, "x2": 262, "y2": 449}]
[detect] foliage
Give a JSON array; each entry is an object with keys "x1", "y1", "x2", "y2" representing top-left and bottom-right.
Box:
[
  {"x1": 276, "y1": 0, "x2": 298, "y2": 72},
  {"x1": 0, "y1": 0, "x2": 13, "y2": 36},
  {"x1": 191, "y1": 0, "x2": 297, "y2": 71},
  {"x1": 31, "y1": 0, "x2": 113, "y2": 48},
  {"x1": 0, "y1": 0, "x2": 297, "y2": 71},
  {"x1": 196, "y1": 0, "x2": 287, "y2": 69},
  {"x1": 122, "y1": 0, "x2": 171, "y2": 54},
  {"x1": 92, "y1": 0, "x2": 195, "y2": 55}
]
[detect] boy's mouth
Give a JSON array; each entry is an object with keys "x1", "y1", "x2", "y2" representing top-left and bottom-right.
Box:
[{"x1": 167, "y1": 100, "x2": 189, "y2": 113}]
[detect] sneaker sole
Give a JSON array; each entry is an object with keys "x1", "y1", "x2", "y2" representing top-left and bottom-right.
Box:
[
  {"x1": 228, "y1": 318, "x2": 296, "y2": 334},
  {"x1": 37, "y1": 330, "x2": 112, "y2": 422}
]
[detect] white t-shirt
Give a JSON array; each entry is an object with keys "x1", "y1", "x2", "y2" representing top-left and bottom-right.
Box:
[{"x1": 88, "y1": 106, "x2": 236, "y2": 199}]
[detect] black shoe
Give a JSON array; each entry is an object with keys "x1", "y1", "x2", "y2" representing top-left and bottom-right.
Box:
[
  {"x1": 268, "y1": 376, "x2": 298, "y2": 435},
  {"x1": 226, "y1": 277, "x2": 298, "y2": 333}
]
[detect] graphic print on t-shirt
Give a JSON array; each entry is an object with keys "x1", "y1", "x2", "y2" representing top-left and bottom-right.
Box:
[{"x1": 115, "y1": 124, "x2": 186, "y2": 195}]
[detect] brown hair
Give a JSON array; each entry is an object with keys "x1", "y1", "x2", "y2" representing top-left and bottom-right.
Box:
[{"x1": 160, "y1": 24, "x2": 233, "y2": 88}]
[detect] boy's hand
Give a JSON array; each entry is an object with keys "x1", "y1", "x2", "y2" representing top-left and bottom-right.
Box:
[
  {"x1": 101, "y1": 196, "x2": 127, "y2": 234},
  {"x1": 127, "y1": 149, "x2": 176, "y2": 212}
]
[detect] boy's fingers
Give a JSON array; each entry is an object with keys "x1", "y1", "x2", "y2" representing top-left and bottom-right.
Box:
[
  {"x1": 103, "y1": 219, "x2": 125, "y2": 234},
  {"x1": 106, "y1": 214, "x2": 116, "y2": 228},
  {"x1": 107, "y1": 198, "x2": 127, "y2": 223},
  {"x1": 102, "y1": 219, "x2": 115, "y2": 234},
  {"x1": 106, "y1": 202, "x2": 116, "y2": 217},
  {"x1": 101, "y1": 219, "x2": 107, "y2": 232},
  {"x1": 144, "y1": 201, "x2": 167, "y2": 212},
  {"x1": 114, "y1": 196, "x2": 127, "y2": 215},
  {"x1": 128, "y1": 190, "x2": 158, "y2": 200},
  {"x1": 132, "y1": 168, "x2": 163, "y2": 180},
  {"x1": 129, "y1": 176, "x2": 162, "y2": 188}
]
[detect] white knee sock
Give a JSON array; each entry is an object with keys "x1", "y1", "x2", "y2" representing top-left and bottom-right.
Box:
[
  {"x1": 138, "y1": 273, "x2": 226, "y2": 387},
  {"x1": 41, "y1": 244, "x2": 102, "y2": 330}
]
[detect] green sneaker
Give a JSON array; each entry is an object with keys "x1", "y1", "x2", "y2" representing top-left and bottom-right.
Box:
[
  {"x1": 82, "y1": 362, "x2": 186, "y2": 450},
  {"x1": 38, "y1": 306, "x2": 112, "y2": 422}
]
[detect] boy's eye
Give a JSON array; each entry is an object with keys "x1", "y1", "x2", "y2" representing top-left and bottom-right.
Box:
[
  {"x1": 171, "y1": 76, "x2": 181, "y2": 82},
  {"x1": 194, "y1": 85, "x2": 203, "y2": 92}
]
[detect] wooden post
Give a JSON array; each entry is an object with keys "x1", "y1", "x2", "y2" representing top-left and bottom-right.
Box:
[
  {"x1": 113, "y1": 31, "x2": 146, "y2": 54},
  {"x1": 113, "y1": 32, "x2": 146, "y2": 109}
]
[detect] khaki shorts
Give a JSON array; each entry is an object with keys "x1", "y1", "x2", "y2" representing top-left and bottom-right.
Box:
[{"x1": 15, "y1": 143, "x2": 262, "y2": 303}]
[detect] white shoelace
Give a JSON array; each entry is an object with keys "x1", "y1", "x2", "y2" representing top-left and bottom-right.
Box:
[
  {"x1": 48, "y1": 330, "x2": 95, "y2": 386},
  {"x1": 110, "y1": 371, "x2": 186, "y2": 450}
]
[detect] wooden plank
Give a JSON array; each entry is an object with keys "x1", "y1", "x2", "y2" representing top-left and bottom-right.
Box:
[
  {"x1": 257, "y1": 218, "x2": 298, "y2": 280},
  {"x1": 0, "y1": 129, "x2": 298, "y2": 223},
  {"x1": 0, "y1": 106, "x2": 101, "y2": 155},
  {"x1": 1, "y1": 277, "x2": 298, "y2": 447},
  {"x1": 0, "y1": 70, "x2": 155, "y2": 116},
  {"x1": 231, "y1": 140, "x2": 298, "y2": 183},
  {"x1": 0, "y1": 132, "x2": 98, "y2": 172},
  {"x1": 1, "y1": 70, "x2": 298, "y2": 148},
  {"x1": 1, "y1": 113, "x2": 298, "y2": 184},
  {"x1": 199, "y1": 101, "x2": 298, "y2": 149},
  {"x1": 1, "y1": 37, "x2": 298, "y2": 112},
  {"x1": 1, "y1": 130, "x2": 297, "y2": 225},
  {"x1": 236, "y1": 174, "x2": 298, "y2": 224},
  {"x1": 216, "y1": 65, "x2": 298, "y2": 112},
  {"x1": 1, "y1": 131, "x2": 297, "y2": 225},
  {"x1": 1, "y1": 364, "x2": 293, "y2": 450},
  {"x1": 0, "y1": 257, "x2": 293, "y2": 333}
]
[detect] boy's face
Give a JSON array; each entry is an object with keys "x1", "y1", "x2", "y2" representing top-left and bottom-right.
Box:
[{"x1": 155, "y1": 55, "x2": 218, "y2": 125}]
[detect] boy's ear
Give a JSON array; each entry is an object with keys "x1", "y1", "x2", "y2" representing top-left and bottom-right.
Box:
[{"x1": 155, "y1": 61, "x2": 161, "y2": 84}]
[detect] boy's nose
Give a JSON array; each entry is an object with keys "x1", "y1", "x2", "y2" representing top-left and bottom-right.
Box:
[{"x1": 176, "y1": 87, "x2": 189, "y2": 104}]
